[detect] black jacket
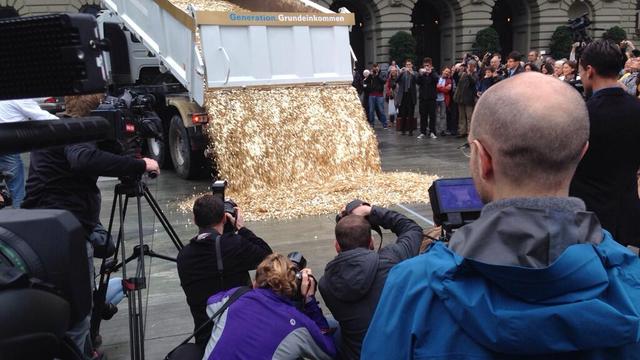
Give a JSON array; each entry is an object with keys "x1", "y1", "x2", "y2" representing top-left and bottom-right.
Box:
[
  {"x1": 570, "y1": 87, "x2": 640, "y2": 246},
  {"x1": 176, "y1": 228, "x2": 272, "y2": 346},
  {"x1": 396, "y1": 70, "x2": 418, "y2": 108},
  {"x1": 506, "y1": 64, "x2": 525, "y2": 78},
  {"x1": 416, "y1": 70, "x2": 440, "y2": 101},
  {"x1": 319, "y1": 207, "x2": 423, "y2": 360},
  {"x1": 363, "y1": 72, "x2": 385, "y2": 95},
  {"x1": 22, "y1": 142, "x2": 146, "y2": 234}
]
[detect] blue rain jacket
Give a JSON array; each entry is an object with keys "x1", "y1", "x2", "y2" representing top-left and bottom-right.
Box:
[{"x1": 362, "y1": 228, "x2": 640, "y2": 359}]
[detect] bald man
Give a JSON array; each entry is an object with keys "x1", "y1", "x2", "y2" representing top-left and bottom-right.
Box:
[{"x1": 362, "y1": 73, "x2": 640, "y2": 359}]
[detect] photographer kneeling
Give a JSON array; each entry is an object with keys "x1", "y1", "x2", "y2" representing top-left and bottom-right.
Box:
[
  {"x1": 319, "y1": 201, "x2": 423, "y2": 359},
  {"x1": 177, "y1": 195, "x2": 272, "y2": 349},
  {"x1": 21, "y1": 94, "x2": 159, "y2": 357},
  {"x1": 202, "y1": 253, "x2": 336, "y2": 360}
]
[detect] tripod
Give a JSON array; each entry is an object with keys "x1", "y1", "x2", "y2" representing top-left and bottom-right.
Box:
[{"x1": 90, "y1": 177, "x2": 183, "y2": 360}]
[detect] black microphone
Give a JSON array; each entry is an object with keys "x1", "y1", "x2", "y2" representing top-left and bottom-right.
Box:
[{"x1": 0, "y1": 117, "x2": 111, "y2": 155}]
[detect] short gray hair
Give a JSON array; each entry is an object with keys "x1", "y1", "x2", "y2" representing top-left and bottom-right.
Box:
[{"x1": 470, "y1": 73, "x2": 589, "y2": 188}]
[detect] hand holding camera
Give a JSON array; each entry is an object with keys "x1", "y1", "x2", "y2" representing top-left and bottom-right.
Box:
[
  {"x1": 300, "y1": 268, "x2": 317, "y2": 303},
  {"x1": 225, "y1": 206, "x2": 244, "y2": 230}
]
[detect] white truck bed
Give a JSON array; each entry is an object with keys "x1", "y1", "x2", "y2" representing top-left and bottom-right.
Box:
[{"x1": 101, "y1": 0, "x2": 355, "y2": 107}]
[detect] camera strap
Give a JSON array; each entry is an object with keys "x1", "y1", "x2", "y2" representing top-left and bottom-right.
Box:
[
  {"x1": 215, "y1": 235, "x2": 224, "y2": 284},
  {"x1": 164, "y1": 286, "x2": 251, "y2": 360}
]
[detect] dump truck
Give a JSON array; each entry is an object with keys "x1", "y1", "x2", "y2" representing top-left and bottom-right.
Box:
[{"x1": 97, "y1": 0, "x2": 355, "y2": 179}]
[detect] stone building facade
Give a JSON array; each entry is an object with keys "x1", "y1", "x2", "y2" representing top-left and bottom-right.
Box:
[
  {"x1": 0, "y1": 0, "x2": 101, "y2": 17},
  {"x1": 312, "y1": 0, "x2": 640, "y2": 68},
  {"x1": 2, "y1": 0, "x2": 638, "y2": 68}
]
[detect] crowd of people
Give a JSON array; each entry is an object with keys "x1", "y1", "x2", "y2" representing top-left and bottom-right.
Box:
[
  {"x1": 353, "y1": 40, "x2": 640, "y2": 141},
  {"x1": 172, "y1": 39, "x2": 640, "y2": 360},
  {"x1": 2, "y1": 38, "x2": 640, "y2": 360}
]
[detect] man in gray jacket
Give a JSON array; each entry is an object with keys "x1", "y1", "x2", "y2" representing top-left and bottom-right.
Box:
[{"x1": 319, "y1": 203, "x2": 423, "y2": 359}]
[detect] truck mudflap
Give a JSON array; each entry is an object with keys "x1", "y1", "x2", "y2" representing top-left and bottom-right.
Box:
[{"x1": 187, "y1": 125, "x2": 207, "y2": 151}]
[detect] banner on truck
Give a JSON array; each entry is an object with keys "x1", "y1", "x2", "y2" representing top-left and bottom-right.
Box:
[{"x1": 196, "y1": 11, "x2": 355, "y2": 27}]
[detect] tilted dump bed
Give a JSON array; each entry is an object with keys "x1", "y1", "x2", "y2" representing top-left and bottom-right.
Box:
[{"x1": 101, "y1": 0, "x2": 355, "y2": 106}]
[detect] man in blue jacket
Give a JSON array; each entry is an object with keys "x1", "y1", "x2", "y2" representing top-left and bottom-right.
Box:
[{"x1": 362, "y1": 72, "x2": 640, "y2": 359}]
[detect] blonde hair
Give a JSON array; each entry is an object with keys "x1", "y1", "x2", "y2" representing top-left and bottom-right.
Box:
[
  {"x1": 255, "y1": 254, "x2": 297, "y2": 298},
  {"x1": 64, "y1": 93, "x2": 104, "y2": 117}
]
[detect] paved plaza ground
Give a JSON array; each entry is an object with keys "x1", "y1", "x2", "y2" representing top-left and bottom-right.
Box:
[{"x1": 98, "y1": 127, "x2": 471, "y2": 359}]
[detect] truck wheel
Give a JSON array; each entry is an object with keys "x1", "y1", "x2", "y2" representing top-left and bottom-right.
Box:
[
  {"x1": 169, "y1": 115, "x2": 201, "y2": 179},
  {"x1": 146, "y1": 136, "x2": 171, "y2": 169}
]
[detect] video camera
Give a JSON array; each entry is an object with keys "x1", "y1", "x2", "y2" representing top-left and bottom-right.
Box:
[
  {"x1": 568, "y1": 14, "x2": 593, "y2": 44},
  {"x1": 0, "y1": 210, "x2": 91, "y2": 359},
  {"x1": 0, "y1": 12, "x2": 114, "y2": 359},
  {"x1": 211, "y1": 180, "x2": 238, "y2": 234},
  {"x1": 428, "y1": 178, "x2": 484, "y2": 240},
  {"x1": 92, "y1": 89, "x2": 162, "y2": 157}
]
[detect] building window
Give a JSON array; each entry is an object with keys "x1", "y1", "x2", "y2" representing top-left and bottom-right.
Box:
[{"x1": 568, "y1": 0, "x2": 590, "y2": 21}]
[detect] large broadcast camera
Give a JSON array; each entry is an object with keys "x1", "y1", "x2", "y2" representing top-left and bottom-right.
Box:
[
  {"x1": 0, "y1": 13, "x2": 112, "y2": 360},
  {"x1": 568, "y1": 13, "x2": 592, "y2": 44},
  {"x1": 92, "y1": 89, "x2": 163, "y2": 161}
]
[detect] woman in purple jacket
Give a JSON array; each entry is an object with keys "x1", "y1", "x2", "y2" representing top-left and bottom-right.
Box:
[{"x1": 203, "y1": 254, "x2": 336, "y2": 360}]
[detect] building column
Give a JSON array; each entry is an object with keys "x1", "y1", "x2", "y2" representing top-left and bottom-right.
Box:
[
  {"x1": 458, "y1": 0, "x2": 493, "y2": 58},
  {"x1": 376, "y1": 0, "x2": 414, "y2": 64}
]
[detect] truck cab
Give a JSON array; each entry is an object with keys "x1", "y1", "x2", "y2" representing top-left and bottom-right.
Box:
[{"x1": 98, "y1": 11, "x2": 208, "y2": 179}]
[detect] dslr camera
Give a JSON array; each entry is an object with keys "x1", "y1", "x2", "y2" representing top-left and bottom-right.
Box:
[
  {"x1": 211, "y1": 180, "x2": 238, "y2": 233},
  {"x1": 287, "y1": 251, "x2": 317, "y2": 302}
]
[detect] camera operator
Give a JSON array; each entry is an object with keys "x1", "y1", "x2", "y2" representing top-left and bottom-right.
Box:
[
  {"x1": 176, "y1": 194, "x2": 272, "y2": 349},
  {"x1": 20, "y1": 93, "x2": 159, "y2": 357},
  {"x1": 318, "y1": 201, "x2": 423, "y2": 359},
  {"x1": 363, "y1": 72, "x2": 640, "y2": 359}
]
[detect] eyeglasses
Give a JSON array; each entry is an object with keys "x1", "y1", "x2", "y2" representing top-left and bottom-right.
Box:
[{"x1": 458, "y1": 143, "x2": 471, "y2": 158}]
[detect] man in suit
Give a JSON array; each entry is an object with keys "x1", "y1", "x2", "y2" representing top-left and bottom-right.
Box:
[
  {"x1": 416, "y1": 57, "x2": 440, "y2": 139},
  {"x1": 505, "y1": 51, "x2": 524, "y2": 78},
  {"x1": 396, "y1": 59, "x2": 418, "y2": 136},
  {"x1": 570, "y1": 39, "x2": 640, "y2": 247}
]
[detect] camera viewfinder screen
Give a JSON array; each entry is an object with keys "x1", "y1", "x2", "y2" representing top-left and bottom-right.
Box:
[{"x1": 436, "y1": 179, "x2": 484, "y2": 213}]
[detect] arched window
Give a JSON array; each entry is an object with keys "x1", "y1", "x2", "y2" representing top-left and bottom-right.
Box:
[
  {"x1": 412, "y1": 0, "x2": 442, "y2": 69},
  {"x1": 330, "y1": 0, "x2": 375, "y2": 70},
  {"x1": 568, "y1": 0, "x2": 590, "y2": 20}
]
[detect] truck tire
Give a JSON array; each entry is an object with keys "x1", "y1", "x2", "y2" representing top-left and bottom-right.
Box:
[
  {"x1": 169, "y1": 114, "x2": 201, "y2": 179},
  {"x1": 146, "y1": 136, "x2": 171, "y2": 169}
]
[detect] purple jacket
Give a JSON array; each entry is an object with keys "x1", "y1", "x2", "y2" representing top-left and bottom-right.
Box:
[{"x1": 204, "y1": 287, "x2": 336, "y2": 359}]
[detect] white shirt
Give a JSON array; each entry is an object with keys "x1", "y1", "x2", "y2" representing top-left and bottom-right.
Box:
[
  {"x1": 436, "y1": 78, "x2": 446, "y2": 102},
  {"x1": 0, "y1": 99, "x2": 58, "y2": 123}
]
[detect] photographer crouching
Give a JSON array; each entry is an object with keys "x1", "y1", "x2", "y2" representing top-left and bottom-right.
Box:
[
  {"x1": 176, "y1": 194, "x2": 273, "y2": 351},
  {"x1": 21, "y1": 94, "x2": 159, "y2": 358},
  {"x1": 319, "y1": 200, "x2": 423, "y2": 359}
]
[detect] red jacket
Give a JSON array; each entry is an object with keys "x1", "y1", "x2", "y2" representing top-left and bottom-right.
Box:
[{"x1": 436, "y1": 77, "x2": 453, "y2": 108}]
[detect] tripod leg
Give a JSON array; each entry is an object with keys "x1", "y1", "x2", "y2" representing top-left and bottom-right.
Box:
[
  {"x1": 125, "y1": 193, "x2": 147, "y2": 360},
  {"x1": 90, "y1": 189, "x2": 122, "y2": 344},
  {"x1": 142, "y1": 183, "x2": 183, "y2": 250}
]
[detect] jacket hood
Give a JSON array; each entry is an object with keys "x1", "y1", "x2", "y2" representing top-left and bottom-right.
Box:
[
  {"x1": 431, "y1": 199, "x2": 640, "y2": 354},
  {"x1": 321, "y1": 248, "x2": 379, "y2": 302}
]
